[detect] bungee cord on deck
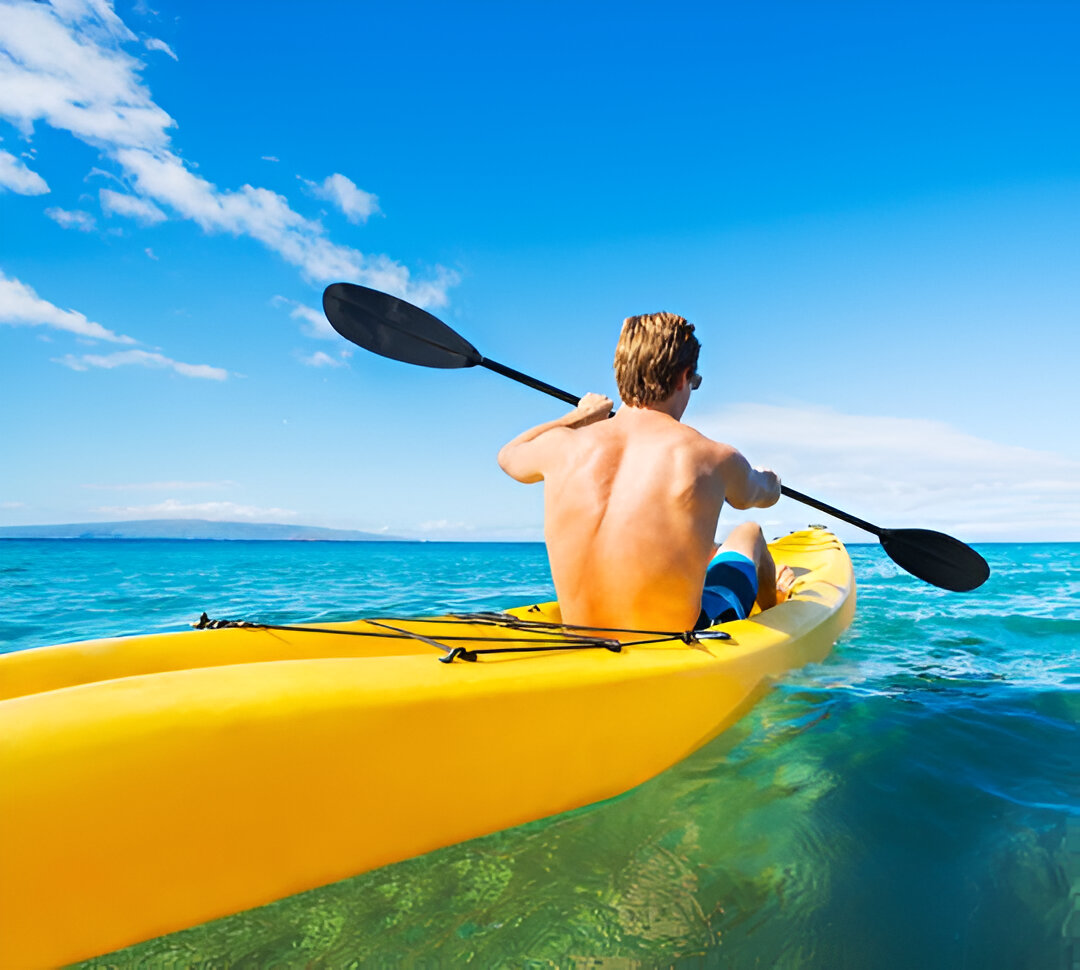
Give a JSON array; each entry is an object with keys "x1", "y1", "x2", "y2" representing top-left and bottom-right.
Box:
[{"x1": 191, "y1": 610, "x2": 730, "y2": 663}]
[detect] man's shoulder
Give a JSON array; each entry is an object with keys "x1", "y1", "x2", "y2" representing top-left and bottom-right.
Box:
[
  {"x1": 637, "y1": 424, "x2": 735, "y2": 477},
  {"x1": 678, "y1": 423, "x2": 736, "y2": 458}
]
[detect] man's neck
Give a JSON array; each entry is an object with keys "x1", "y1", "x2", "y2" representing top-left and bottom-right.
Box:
[{"x1": 618, "y1": 397, "x2": 685, "y2": 422}]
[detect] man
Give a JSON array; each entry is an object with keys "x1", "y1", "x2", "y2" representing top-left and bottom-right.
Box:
[{"x1": 497, "y1": 310, "x2": 794, "y2": 634}]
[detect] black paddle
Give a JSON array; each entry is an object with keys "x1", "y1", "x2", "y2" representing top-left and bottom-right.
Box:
[{"x1": 323, "y1": 282, "x2": 990, "y2": 592}]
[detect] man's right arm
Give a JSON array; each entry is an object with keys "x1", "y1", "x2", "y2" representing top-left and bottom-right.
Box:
[
  {"x1": 497, "y1": 392, "x2": 613, "y2": 484},
  {"x1": 717, "y1": 446, "x2": 781, "y2": 509}
]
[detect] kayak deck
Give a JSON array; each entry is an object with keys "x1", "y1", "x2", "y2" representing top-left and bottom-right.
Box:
[{"x1": 0, "y1": 528, "x2": 854, "y2": 968}]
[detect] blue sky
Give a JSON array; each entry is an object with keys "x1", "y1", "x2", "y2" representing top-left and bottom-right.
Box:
[{"x1": 1, "y1": 0, "x2": 1078, "y2": 541}]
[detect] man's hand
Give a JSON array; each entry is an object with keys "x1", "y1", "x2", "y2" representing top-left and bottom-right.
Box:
[
  {"x1": 756, "y1": 467, "x2": 782, "y2": 505},
  {"x1": 566, "y1": 392, "x2": 614, "y2": 429}
]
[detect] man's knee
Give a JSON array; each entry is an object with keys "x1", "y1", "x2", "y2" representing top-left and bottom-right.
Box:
[
  {"x1": 719, "y1": 521, "x2": 766, "y2": 561},
  {"x1": 730, "y1": 521, "x2": 764, "y2": 541}
]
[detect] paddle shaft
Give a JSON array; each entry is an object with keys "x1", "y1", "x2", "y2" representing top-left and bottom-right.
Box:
[
  {"x1": 779, "y1": 486, "x2": 883, "y2": 537},
  {"x1": 480, "y1": 358, "x2": 580, "y2": 407}
]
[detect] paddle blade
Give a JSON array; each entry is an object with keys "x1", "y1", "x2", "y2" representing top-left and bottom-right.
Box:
[
  {"x1": 322, "y1": 283, "x2": 482, "y2": 369},
  {"x1": 880, "y1": 528, "x2": 990, "y2": 592}
]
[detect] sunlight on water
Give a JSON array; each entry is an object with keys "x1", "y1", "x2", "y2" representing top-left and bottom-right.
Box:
[{"x1": 1, "y1": 539, "x2": 1077, "y2": 968}]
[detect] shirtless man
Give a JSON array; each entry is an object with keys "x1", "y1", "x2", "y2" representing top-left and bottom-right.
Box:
[{"x1": 497, "y1": 310, "x2": 794, "y2": 633}]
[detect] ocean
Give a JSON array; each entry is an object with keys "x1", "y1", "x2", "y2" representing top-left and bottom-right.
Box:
[{"x1": 1, "y1": 538, "x2": 1077, "y2": 969}]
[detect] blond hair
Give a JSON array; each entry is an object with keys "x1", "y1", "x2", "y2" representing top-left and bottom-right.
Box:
[{"x1": 613, "y1": 312, "x2": 700, "y2": 407}]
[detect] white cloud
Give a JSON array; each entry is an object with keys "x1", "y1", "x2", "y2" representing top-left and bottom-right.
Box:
[
  {"x1": 100, "y1": 186, "x2": 166, "y2": 223},
  {"x1": 0, "y1": 1, "x2": 456, "y2": 305},
  {"x1": 272, "y1": 294, "x2": 335, "y2": 339},
  {"x1": 2, "y1": 267, "x2": 230, "y2": 381},
  {"x1": 416, "y1": 519, "x2": 474, "y2": 532},
  {"x1": 261, "y1": 155, "x2": 279, "y2": 163},
  {"x1": 0, "y1": 1, "x2": 172, "y2": 148},
  {"x1": 82, "y1": 480, "x2": 238, "y2": 490},
  {"x1": 144, "y1": 246, "x2": 157, "y2": 259},
  {"x1": 694, "y1": 403, "x2": 1080, "y2": 541},
  {"x1": 298, "y1": 350, "x2": 345, "y2": 368},
  {"x1": 92, "y1": 499, "x2": 296, "y2": 520},
  {"x1": 0, "y1": 500, "x2": 27, "y2": 509},
  {"x1": 115, "y1": 145, "x2": 438, "y2": 290},
  {"x1": 304, "y1": 173, "x2": 380, "y2": 224},
  {"x1": 85, "y1": 164, "x2": 123, "y2": 185},
  {"x1": 0, "y1": 269, "x2": 134, "y2": 342},
  {"x1": 142, "y1": 36, "x2": 175, "y2": 60},
  {"x1": 45, "y1": 206, "x2": 96, "y2": 231},
  {"x1": 54, "y1": 348, "x2": 228, "y2": 380},
  {"x1": 0, "y1": 148, "x2": 48, "y2": 193}
]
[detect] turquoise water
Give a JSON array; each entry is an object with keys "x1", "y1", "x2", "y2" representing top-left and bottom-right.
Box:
[{"x1": 2, "y1": 539, "x2": 1078, "y2": 968}]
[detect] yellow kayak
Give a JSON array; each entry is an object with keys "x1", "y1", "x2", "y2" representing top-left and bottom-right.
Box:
[{"x1": 0, "y1": 528, "x2": 854, "y2": 968}]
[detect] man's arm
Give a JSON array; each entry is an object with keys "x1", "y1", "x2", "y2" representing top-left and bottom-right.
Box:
[
  {"x1": 497, "y1": 392, "x2": 613, "y2": 484},
  {"x1": 718, "y1": 446, "x2": 781, "y2": 509}
]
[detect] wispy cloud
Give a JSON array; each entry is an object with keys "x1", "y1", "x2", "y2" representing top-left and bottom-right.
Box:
[
  {"x1": 0, "y1": 0, "x2": 456, "y2": 305},
  {"x1": 55, "y1": 348, "x2": 228, "y2": 380},
  {"x1": 303, "y1": 173, "x2": 380, "y2": 224},
  {"x1": 261, "y1": 155, "x2": 279, "y2": 163},
  {"x1": 85, "y1": 165, "x2": 125, "y2": 186},
  {"x1": 416, "y1": 519, "x2": 474, "y2": 533},
  {"x1": 298, "y1": 350, "x2": 347, "y2": 368},
  {"x1": 0, "y1": 148, "x2": 48, "y2": 194},
  {"x1": 0, "y1": 269, "x2": 135, "y2": 342},
  {"x1": 92, "y1": 499, "x2": 296, "y2": 520},
  {"x1": 82, "y1": 480, "x2": 238, "y2": 490},
  {"x1": 45, "y1": 206, "x2": 96, "y2": 231},
  {"x1": 412, "y1": 514, "x2": 477, "y2": 535},
  {"x1": 0, "y1": 1, "x2": 172, "y2": 147},
  {"x1": 1, "y1": 267, "x2": 231, "y2": 379},
  {"x1": 694, "y1": 403, "x2": 1080, "y2": 541},
  {"x1": 100, "y1": 187, "x2": 166, "y2": 224},
  {"x1": 398, "y1": 520, "x2": 546, "y2": 541},
  {"x1": 142, "y1": 36, "x2": 175, "y2": 60},
  {"x1": 272, "y1": 294, "x2": 335, "y2": 339}
]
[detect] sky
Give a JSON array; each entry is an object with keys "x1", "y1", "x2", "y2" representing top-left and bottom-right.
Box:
[{"x1": 1, "y1": 0, "x2": 1078, "y2": 542}]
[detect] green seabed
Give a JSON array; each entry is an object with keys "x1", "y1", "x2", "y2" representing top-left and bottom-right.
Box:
[
  {"x1": 74, "y1": 703, "x2": 842, "y2": 968},
  {"x1": 72, "y1": 681, "x2": 1076, "y2": 968}
]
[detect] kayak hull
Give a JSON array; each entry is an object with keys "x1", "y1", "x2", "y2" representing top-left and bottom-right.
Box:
[{"x1": 0, "y1": 529, "x2": 853, "y2": 967}]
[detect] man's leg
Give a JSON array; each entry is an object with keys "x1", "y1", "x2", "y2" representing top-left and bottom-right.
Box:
[{"x1": 715, "y1": 522, "x2": 793, "y2": 611}]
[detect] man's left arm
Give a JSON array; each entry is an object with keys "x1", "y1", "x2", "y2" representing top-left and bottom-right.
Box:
[{"x1": 497, "y1": 392, "x2": 612, "y2": 483}]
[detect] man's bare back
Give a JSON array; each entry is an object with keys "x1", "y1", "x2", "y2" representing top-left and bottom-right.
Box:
[
  {"x1": 499, "y1": 384, "x2": 786, "y2": 633},
  {"x1": 542, "y1": 404, "x2": 729, "y2": 631}
]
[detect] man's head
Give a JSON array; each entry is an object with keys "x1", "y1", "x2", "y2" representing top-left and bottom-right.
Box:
[{"x1": 613, "y1": 311, "x2": 700, "y2": 408}]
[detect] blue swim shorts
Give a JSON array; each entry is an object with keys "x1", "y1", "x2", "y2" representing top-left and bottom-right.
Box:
[{"x1": 696, "y1": 550, "x2": 758, "y2": 629}]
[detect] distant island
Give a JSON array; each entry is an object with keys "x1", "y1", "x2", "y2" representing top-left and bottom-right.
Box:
[{"x1": 0, "y1": 520, "x2": 410, "y2": 542}]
